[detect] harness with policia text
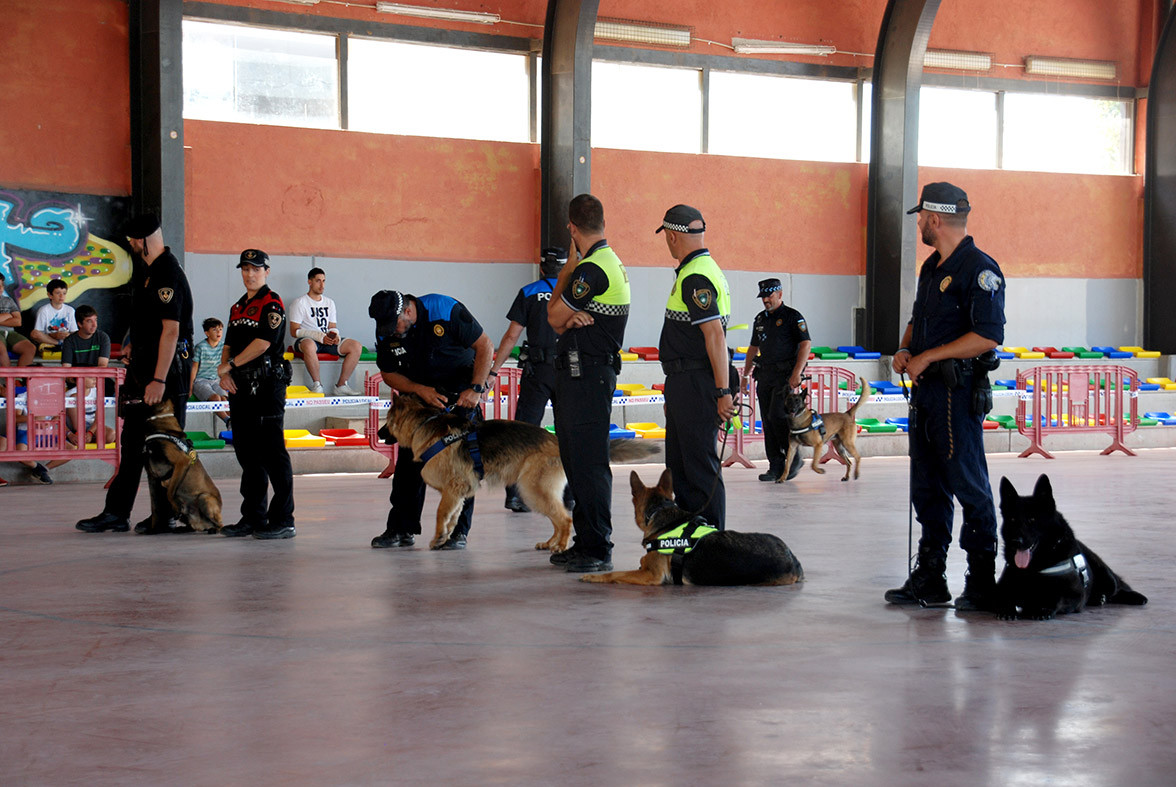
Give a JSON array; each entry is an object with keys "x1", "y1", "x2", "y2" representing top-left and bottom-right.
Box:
[
  {"x1": 415, "y1": 410, "x2": 485, "y2": 480},
  {"x1": 642, "y1": 511, "x2": 719, "y2": 584}
]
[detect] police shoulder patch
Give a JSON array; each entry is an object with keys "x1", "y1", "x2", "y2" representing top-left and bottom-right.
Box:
[
  {"x1": 692, "y1": 288, "x2": 714, "y2": 311},
  {"x1": 977, "y1": 269, "x2": 1002, "y2": 292},
  {"x1": 571, "y1": 278, "x2": 591, "y2": 301},
  {"x1": 157, "y1": 287, "x2": 174, "y2": 304},
  {"x1": 267, "y1": 311, "x2": 282, "y2": 330},
  {"x1": 433, "y1": 323, "x2": 445, "y2": 337},
  {"x1": 797, "y1": 318, "x2": 807, "y2": 332}
]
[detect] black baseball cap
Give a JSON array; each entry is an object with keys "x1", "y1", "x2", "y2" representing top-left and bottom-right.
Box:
[
  {"x1": 369, "y1": 290, "x2": 408, "y2": 334},
  {"x1": 123, "y1": 213, "x2": 161, "y2": 240},
  {"x1": 237, "y1": 249, "x2": 270, "y2": 269},
  {"x1": 655, "y1": 204, "x2": 706, "y2": 234},
  {"x1": 541, "y1": 246, "x2": 568, "y2": 265},
  {"x1": 907, "y1": 182, "x2": 971, "y2": 215},
  {"x1": 757, "y1": 278, "x2": 783, "y2": 298}
]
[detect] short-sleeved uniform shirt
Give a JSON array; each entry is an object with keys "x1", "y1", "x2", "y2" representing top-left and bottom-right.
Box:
[
  {"x1": 376, "y1": 294, "x2": 484, "y2": 395},
  {"x1": 750, "y1": 304, "x2": 811, "y2": 385},
  {"x1": 288, "y1": 294, "x2": 338, "y2": 336},
  {"x1": 226, "y1": 285, "x2": 287, "y2": 369},
  {"x1": 506, "y1": 277, "x2": 558, "y2": 357},
  {"x1": 61, "y1": 330, "x2": 111, "y2": 367},
  {"x1": 128, "y1": 248, "x2": 194, "y2": 382},
  {"x1": 192, "y1": 339, "x2": 224, "y2": 380},
  {"x1": 908, "y1": 235, "x2": 1006, "y2": 354},
  {"x1": 658, "y1": 249, "x2": 728, "y2": 364},
  {"x1": 556, "y1": 240, "x2": 628, "y2": 359}
]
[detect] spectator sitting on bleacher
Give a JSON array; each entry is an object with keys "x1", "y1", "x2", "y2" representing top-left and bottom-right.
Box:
[
  {"x1": 190, "y1": 317, "x2": 231, "y2": 428},
  {"x1": 1, "y1": 270, "x2": 35, "y2": 367},
  {"x1": 289, "y1": 267, "x2": 361, "y2": 396},
  {"x1": 61, "y1": 304, "x2": 116, "y2": 449},
  {"x1": 29, "y1": 280, "x2": 76, "y2": 350}
]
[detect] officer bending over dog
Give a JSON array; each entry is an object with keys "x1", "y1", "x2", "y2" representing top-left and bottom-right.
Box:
[
  {"x1": 369, "y1": 289, "x2": 493, "y2": 550},
  {"x1": 885, "y1": 182, "x2": 1005, "y2": 611},
  {"x1": 218, "y1": 250, "x2": 296, "y2": 539}
]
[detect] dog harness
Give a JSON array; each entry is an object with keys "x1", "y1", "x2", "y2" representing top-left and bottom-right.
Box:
[
  {"x1": 791, "y1": 410, "x2": 826, "y2": 438},
  {"x1": 641, "y1": 516, "x2": 717, "y2": 586},
  {"x1": 143, "y1": 432, "x2": 197, "y2": 466},
  {"x1": 1039, "y1": 553, "x2": 1092, "y2": 591},
  {"x1": 418, "y1": 424, "x2": 484, "y2": 480}
]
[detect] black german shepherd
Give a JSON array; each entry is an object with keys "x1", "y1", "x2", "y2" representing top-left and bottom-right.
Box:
[{"x1": 995, "y1": 475, "x2": 1147, "y2": 620}]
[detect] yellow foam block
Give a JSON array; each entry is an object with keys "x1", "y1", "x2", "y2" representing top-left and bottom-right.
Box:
[
  {"x1": 1146, "y1": 377, "x2": 1173, "y2": 385},
  {"x1": 286, "y1": 385, "x2": 324, "y2": 399},
  {"x1": 1017, "y1": 351, "x2": 1046, "y2": 359},
  {"x1": 626, "y1": 422, "x2": 667, "y2": 437},
  {"x1": 285, "y1": 435, "x2": 326, "y2": 448},
  {"x1": 1003, "y1": 346, "x2": 1027, "y2": 354},
  {"x1": 1165, "y1": 383, "x2": 1176, "y2": 391},
  {"x1": 84, "y1": 442, "x2": 117, "y2": 449},
  {"x1": 1134, "y1": 350, "x2": 1161, "y2": 358},
  {"x1": 626, "y1": 422, "x2": 659, "y2": 431},
  {"x1": 1118, "y1": 346, "x2": 1143, "y2": 352},
  {"x1": 616, "y1": 383, "x2": 644, "y2": 392},
  {"x1": 736, "y1": 346, "x2": 749, "y2": 353},
  {"x1": 618, "y1": 352, "x2": 639, "y2": 361},
  {"x1": 282, "y1": 351, "x2": 294, "y2": 360},
  {"x1": 627, "y1": 389, "x2": 658, "y2": 397}
]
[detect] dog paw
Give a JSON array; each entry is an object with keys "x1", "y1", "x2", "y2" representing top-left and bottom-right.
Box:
[
  {"x1": 429, "y1": 538, "x2": 447, "y2": 550},
  {"x1": 579, "y1": 574, "x2": 604, "y2": 583},
  {"x1": 814, "y1": 467, "x2": 826, "y2": 475}
]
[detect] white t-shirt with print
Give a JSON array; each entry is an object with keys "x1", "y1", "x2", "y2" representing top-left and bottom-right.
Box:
[
  {"x1": 34, "y1": 302, "x2": 77, "y2": 335},
  {"x1": 289, "y1": 294, "x2": 338, "y2": 337}
]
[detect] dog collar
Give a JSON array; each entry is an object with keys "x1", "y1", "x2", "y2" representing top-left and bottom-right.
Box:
[{"x1": 144, "y1": 432, "x2": 197, "y2": 465}]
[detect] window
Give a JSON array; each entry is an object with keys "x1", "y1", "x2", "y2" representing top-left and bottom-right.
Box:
[
  {"x1": 591, "y1": 62, "x2": 701, "y2": 154},
  {"x1": 183, "y1": 20, "x2": 339, "y2": 128},
  {"x1": 917, "y1": 87, "x2": 998, "y2": 169},
  {"x1": 348, "y1": 38, "x2": 532, "y2": 143},
  {"x1": 708, "y1": 72, "x2": 858, "y2": 163},
  {"x1": 1002, "y1": 94, "x2": 1132, "y2": 175}
]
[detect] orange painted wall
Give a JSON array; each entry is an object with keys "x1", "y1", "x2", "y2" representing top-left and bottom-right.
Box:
[
  {"x1": 0, "y1": 0, "x2": 130, "y2": 195},
  {"x1": 184, "y1": 121, "x2": 541, "y2": 261}
]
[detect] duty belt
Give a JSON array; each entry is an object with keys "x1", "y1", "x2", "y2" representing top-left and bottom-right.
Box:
[
  {"x1": 660, "y1": 358, "x2": 711, "y2": 375},
  {"x1": 553, "y1": 352, "x2": 615, "y2": 371}
]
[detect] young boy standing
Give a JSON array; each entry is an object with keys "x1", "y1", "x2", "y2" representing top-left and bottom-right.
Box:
[{"x1": 190, "y1": 317, "x2": 230, "y2": 427}]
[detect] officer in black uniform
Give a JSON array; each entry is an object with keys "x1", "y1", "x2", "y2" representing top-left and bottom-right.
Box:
[
  {"x1": 368, "y1": 290, "x2": 494, "y2": 550},
  {"x1": 218, "y1": 250, "x2": 296, "y2": 539},
  {"x1": 741, "y1": 278, "x2": 812, "y2": 482},
  {"x1": 489, "y1": 246, "x2": 567, "y2": 512},
  {"x1": 547, "y1": 194, "x2": 630, "y2": 573},
  {"x1": 657, "y1": 204, "x2": 734, "y2": 531},
  {"x1": 76, "y1": 213, "x2": 194, "y2": 535},
  {"x1": 885, "y1": 182, "x2": 1006, "y2": 611}
]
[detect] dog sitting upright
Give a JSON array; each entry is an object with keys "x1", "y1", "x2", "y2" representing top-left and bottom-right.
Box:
[
  {"x1": 581, "y1": 469, "x2": 804, "y2": 586},
  {"x1": 995, "y1": 475, "x2": 1147, "y2": 620},
  {"x1": 141, "y1": 400, "x2": 224, "y2": 533},
  {"x1": 778, "y1": 375, "x2": 870, "y2": 482}
]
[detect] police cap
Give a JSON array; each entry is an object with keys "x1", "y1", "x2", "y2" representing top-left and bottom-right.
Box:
[
  {"x1": 907, "y1": 182, "x2": 971, "y2": 215},
  {"x1": 541, "y1": 246, "x2": 568, "y2": 266},
  {"x1": 237, "y1": 249, "x2": 270, "y2": 269},
  {"x1": 655, "y1": 204, "x2": 706, "y2": 234},
  {"x1": 123, "y1": 213, "x2": 161, "y2": 240},
  {"x1": 369, "y1": 290, "x2": 407, "y2": 334},
  {"x1": 757, "y1": 278, "x2": 783, "y2": 298}
]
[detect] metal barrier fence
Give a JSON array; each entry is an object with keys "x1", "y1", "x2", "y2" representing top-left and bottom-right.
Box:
[
  {"x1": 1016, "y1": 364, "x2": 1139, "y2": 458},
  {"x1": 1, "y1": 366, "x2": 125, "y2": 485}
]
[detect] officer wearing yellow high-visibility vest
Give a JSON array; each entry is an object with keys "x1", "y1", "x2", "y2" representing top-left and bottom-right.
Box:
[
  {"x1": 547, "y1": 194, "x2": 631, "y2": 573},
  {"x1": 657, "y1": 204, "x2": 733, "y2": 530}
]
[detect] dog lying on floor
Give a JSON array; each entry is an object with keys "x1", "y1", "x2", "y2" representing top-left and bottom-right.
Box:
[
  {"x1": 581, "y1": 469, "x2": 804, "y2": 586},
  {"x1": 995, "y1": 474, "x2": 1147, "y2": 620},
  {"x1": 778, "y1": 375, "x2": 871, "y2": 482},
  {"x1": 141, "y1": 400, "x2": 224, "y2": 533},
  {"x1": 383, "y1": 393, "x2": 658, "y2": 552}
]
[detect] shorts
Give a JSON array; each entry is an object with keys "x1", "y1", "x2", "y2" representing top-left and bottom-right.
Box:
[
  {"x1": 309, "y1": 340, "x2": 340, "y2": 357},
  {"x1": 193, "y1": 378, "x2": 227, "y2": 400},
  {"x1": 1, "y1": 329, "x2": 30, "y2": 346}
]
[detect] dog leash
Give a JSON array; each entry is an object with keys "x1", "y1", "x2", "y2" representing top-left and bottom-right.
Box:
[
  {"x1": 679, "y1": 399, "x2": 741, "y2": 523},
  {"x1": 899, "y1": 370, "x2": 917, "y2": 594}
]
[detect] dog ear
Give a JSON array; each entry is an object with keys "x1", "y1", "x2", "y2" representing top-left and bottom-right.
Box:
[
  {"x1": 656, "y1": 467, "x2": 673, "y2": 496},
  {"x1": 1033, "y1": 474, "x2": 1054, "y2": 507},
  {"x1": 629, "y1": 470, "x2": 644, "y2": 497},
  {"x1": 999, "y1": 476, "x2": 1016, "y2": 504}
]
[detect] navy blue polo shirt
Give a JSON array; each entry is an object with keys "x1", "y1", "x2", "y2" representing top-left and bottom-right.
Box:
[
  {"x1": 376, "y1": 294, "x2": 484, "y2": 393},
  {"x1": 506, "y1": 276, "x2": 558, "y2": 356},
  {"x1": 750, "y1": 303, "x2": 810, "y2": 385},
  {"x1": 909, "y1": 236, "x2": 1006, "y2": 354}
]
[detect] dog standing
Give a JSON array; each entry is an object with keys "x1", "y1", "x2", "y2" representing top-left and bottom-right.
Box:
[
  {"x1": 581, "y1": 469, "x2": 804, "y2": 586},
  {"x1": 779, "y1": 375, "x2": 870, "y2": 482},
  {"x1": 142, "y1": 400, "x2": 224, "y2": 532},
  {"x1": 995, "y1": 475, "x2": 1147, "y2": 620}
]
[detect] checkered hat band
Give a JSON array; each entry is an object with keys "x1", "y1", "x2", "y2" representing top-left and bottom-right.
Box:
[
  {"x1": 662, "y1": 221, "x2": 705, "y2": 233},
  {"x1": 585, "y1": 301, "x2": 630, "y2": 317},
  {"x1": 664, "y1": 308, "x2": 691, "y2": 322},
  {"x1": 922, "y1": 201, "x2": 959, "y2": 213}
]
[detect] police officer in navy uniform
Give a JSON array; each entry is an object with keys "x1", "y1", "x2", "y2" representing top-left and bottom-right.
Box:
[
  {"x1": 741, "y1": 278, "x2": 812, "y2": 482},
  {"x1": 218, "y1": 250, "x2": 295, "y2": 539},
  {"x1": 885, "y1": 182, "x2": 1006, "y2": 611},
  {"x1": 657, "y1": 204, "x2": 734, "y2": 530},
  {"x1": 76, "y1": 213, "x2": 194, "y2": 535},
  {"x1": 547, "y1": 194, "x2": 630, "y2": 572},
  {"x1": 369, "y1": 290, "x2": 494, "y2": 550},
  {"x1": 489, "y1": 246, "x2": 567, "y2": 513}
]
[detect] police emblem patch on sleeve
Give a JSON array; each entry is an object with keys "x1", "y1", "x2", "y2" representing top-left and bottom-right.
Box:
[
  {"x1": 692, "y1": 289, "x2": 714, "y2": 310},
  {"x1": 571, "y1": 279, "x2": 591, "y2": 300},
  {"x1": 268, "y1": 311, "x2": 282, "y2": 330},
  {"x1": 433, "y1": 323, "x2": 445, "y2": 337},
  {"x1": 939, "y1": 275, "x2": 952, "y2": 293},
  {"x1": 977, "y1": 269, "x2": 1002, "y2": 292},
  {"x1": 157, "y1": 287, "x2": 174, "y2": 304},
  {"x1": 798, "y1": 319, "x2": 807, "y2": 332}
]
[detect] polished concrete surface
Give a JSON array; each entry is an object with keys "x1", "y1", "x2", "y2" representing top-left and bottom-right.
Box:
[{"x1": 2, "y1": 449, "x2": 1174, "y2": 785}]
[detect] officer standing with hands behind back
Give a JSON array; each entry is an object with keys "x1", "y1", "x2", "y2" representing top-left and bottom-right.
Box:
[{"x1": 217, "y1": 249, "x2": 296, "y2": 540}]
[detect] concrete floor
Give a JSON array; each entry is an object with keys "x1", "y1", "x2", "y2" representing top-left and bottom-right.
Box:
[{"x1": 2, "y1": 449, "x2": 1174, "y2": 785}]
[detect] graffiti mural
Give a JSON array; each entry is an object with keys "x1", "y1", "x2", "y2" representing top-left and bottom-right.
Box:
[{"x1": 0, "y1": 189, "x2": 133, "y2": 343}]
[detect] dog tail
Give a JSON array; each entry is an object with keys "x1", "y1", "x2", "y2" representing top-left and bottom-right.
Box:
[
  {"x1": 608, "y1": 438, "x2": 661, "y2": 463},
  {"x1": 847, "y1": 376, "x2": 871, "y2": 416}
]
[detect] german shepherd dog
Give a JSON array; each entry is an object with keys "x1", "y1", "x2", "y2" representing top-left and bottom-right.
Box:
[
  {"x1": 995, "y1": 475, "x2": 1147, "y2": 620},
  {"x1": 142, "y1": 400, "x2": 224, "y2": 533},
  {"x1": 384, "y1": 394, "x2": 658, "y2": 552},
  {"x1": 581, "y1": 469, "x2": 804, "y2": 586},
  {"x1": 779, "y1": 375, "x2": 870, "y2": 482}
]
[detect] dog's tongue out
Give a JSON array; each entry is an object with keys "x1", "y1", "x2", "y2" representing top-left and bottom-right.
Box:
[{"x1": 1015, "y1": 549, "x2": 1032, "y2": 569}]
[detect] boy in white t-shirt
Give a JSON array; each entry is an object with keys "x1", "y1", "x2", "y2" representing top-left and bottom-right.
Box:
[
  {"x1": 29, "y1": 280, "x2": 77, "y2": 348},
  {"x1": 288, "y1": 266, "x2": 362, "y2": 395}
]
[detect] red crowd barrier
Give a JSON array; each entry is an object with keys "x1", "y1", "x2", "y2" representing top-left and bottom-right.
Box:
[
  {"x1": 363, "y1": 371, "x2": 398, "y2": 478},
  {"x1": 1016, "y1": 364, "x2": 1139, "y2": 458},
  {"x1": 1, "y1": 366, "x2": 125, "y2": 486}
]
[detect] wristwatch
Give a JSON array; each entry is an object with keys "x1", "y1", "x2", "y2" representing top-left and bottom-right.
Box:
[
  {"x1": 712, "y1": 387, "x2": 731, "y2": 399},
  {"x1": 470, "y1": 383, "x2": 486, "y2": 394}
]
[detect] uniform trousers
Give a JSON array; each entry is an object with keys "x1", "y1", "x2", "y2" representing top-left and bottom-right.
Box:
[
  {"x1": 909, "y1": 375, "x2": 998, "y2": 558},
  {"x1": 504, "y1": 363, "x2": 559, "y2": 505},
  {"x1": 228, "y1": 379, "x2": 294, "y2": 529},
  {"x1": 553, "y1": 363, "x2": 616, "y2": 559},
  {"x1": 385, "y1": 445, "x2": 475, "y2": 538},
  {"x1": 755, "y1": 378, "x2": 793, "y2": 473},
  {"x1": 664, "y1": 368, "x2": 725, "y2": 529}
]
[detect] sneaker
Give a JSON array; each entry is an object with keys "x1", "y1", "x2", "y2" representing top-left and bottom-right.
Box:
[
  {"x1": 309, "y1": 381, "x2": 324, "y2": 394},
  {"x1": 76, "y1": 511, "x2": 131, "y2": 533},
  {"x1": 221, "y1": 521, "x2": 256, "y2": 538},
  {"x1": 254, "y1": 525, "x2": 296, "y2": 540},
  {"x1": 334, "y1": 383, "x2": 360, "y2": 397},
  {"x1": 371, "y1": 529, "x2": 415, "y2": 549},
  {"x1": 438, "y1": 533, "x2": 467, "y2": 550},
  {"x1": 565, "y1": 552, "x2": 612, "y2": 573},
  {"x1": 28, "y1": 463, "x2": 52, "y2": 485},
  {"x1": 0, "y1": 476, "x2": 8, "y2": 487}
]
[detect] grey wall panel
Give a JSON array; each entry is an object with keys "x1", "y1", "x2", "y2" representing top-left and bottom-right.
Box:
[
  {"x1": 1002, "y1": 278, "x2": 1139, "y2": 348},
  {"x1": 1085, "y1": 278, "x2": 1141, "y2": 348}
]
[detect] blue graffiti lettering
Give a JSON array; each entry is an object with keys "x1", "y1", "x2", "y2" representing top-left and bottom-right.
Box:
[{"x1": 0, "y1": 195, "x2": 85, "y2": 284}]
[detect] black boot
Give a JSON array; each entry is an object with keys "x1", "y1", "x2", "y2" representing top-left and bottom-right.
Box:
[
  {"x1": 885, "y1": 546, "x2": 951, "y2": 606},
  {"x1": 955, "y1": 551, "x2": 998, "y2": 612},
  {"x1": 758, "y1": 463, "x2": 784, "y2": 482},
  {"x1": 503, "y1": 484, "x2": 530, "y2": 513}
]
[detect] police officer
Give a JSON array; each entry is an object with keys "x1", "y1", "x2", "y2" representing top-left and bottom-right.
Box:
[
  {"x1": 368, "y1": 290, "x2": 494, "y2": 550},
  {"x1": 76, "y1": 213, "x2": 194, "y2": 535},
  {"x1": 741, "y1": 278, "x2": 812, "y2": 482},
  {"x1": 656, "y1": 204, "x2": 733, "y2": 530},
  {"x1": 547, "y1": 194, "x2": 630, "y2": 572},
  {"x1": 489, "y1": 246, "x2": 568, "y2": 512},
  {"x1": 885, "y1": 182, "x2": 1006, "y2": 611},
  {"x1": 218, "y1": 250, "x2": 295, "y2": 539}
]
